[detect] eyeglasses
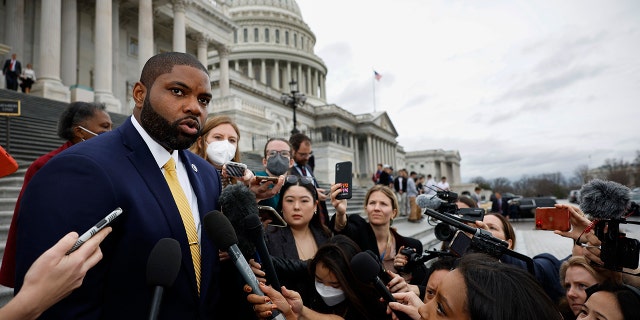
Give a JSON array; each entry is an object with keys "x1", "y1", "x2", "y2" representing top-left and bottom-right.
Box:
[
  {"x1": 285, "y1": 175, "x2": 315, "y2": 185},
  {"x1": 266, "y1": 150, "x2": 291, "y2": 158}
]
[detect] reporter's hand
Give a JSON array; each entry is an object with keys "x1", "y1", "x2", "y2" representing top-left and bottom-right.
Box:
[
  {"x1": 11, "y1": 227, "x2": 111, "y2": 319},
  {"x1": 386, "y1": 270, "x2": 411, "y2": 293},
  {"x1": 329, "y1": 183, "x2": 347, "y2": 216},
  {"x1": 554, "y1": 204, "x2": 590, "y2": 240},
  {"x1": 250, "y1": 175, "x2": 285, "y2": 202},
  {"x1": 249, "y1": 259, "x2": 267, "y2": 284},
  {"x1": 388, "y1": 291, "x2": 423, "y2": 320}
]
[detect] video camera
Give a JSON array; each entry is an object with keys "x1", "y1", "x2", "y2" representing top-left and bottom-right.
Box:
[
  {"x1": 590, "y1": 201, "x2": 640, "y2": 272},
  {"x1": 424, "y1": 189, "x2": 485, "y2": 241}
]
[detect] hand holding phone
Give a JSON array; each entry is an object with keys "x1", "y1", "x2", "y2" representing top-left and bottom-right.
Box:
[
  {"x1": 335, "y1": 161, "x2": 353, "y2": 200},
  {"x1": 66, "y1": 207, "x2": 123, "y2": 254},
  {"x1": 255, "y1": 175, "x2": 279, "y2": 183},
  {"x1": 535, "y1": 207, "x2": 570, "y2": 231},
  {"x1": 257, "y1": 205, "x2": 287, "y2": 227}
]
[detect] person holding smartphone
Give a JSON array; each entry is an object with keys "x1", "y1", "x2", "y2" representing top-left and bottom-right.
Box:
[{"x1": 330, "y1": 184, "x2": 428, "y2": 300}]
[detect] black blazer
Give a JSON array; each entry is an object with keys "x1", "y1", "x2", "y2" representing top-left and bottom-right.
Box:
[{"x1": 394, "y1": 176, "x2": 407, "y2": 192}]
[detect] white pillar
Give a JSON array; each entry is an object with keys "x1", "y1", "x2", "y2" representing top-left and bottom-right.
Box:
[
  {"x1": 4, "y1": 0, "x2": 24, "y2": 60},
  {"x1": 61, "y1": 0, "x2": 77, "y2": 86},
  {"x1": 306, "y1": 66, "x2": 311, "y2": 95},
  {"x1": 247, "y1": 59, "x2": 254, "y2": 78},
  {"x1": 138, "y1": 0, "x2": 154, "y2": 72},
  {"x1": 197, "y1": 35, "x2": 208, "y2": 68},
  {"x1": 172, "y1": 0, "x2": 187, "y2": 53},
  {"x1": 260, "y1": 59, "x2": 266, "y2": 84},
  {"x1": 286, "y1": 62, "x2": 292, "y2": 85},
  {"x1": 112, "y1": 0, "x2": 120, "y2": 103},
  {"x1": 273, "y1": 60, "x2": 280, "y2": 90},
  {"x1": 367, "y1": 135, "x2": 374, "y2": 174},
  {"x1": 217, "y1": 45, "x2": 230, "y2": 97},
  {"x1": 94, "y1": 0, "x2": 120, "y2": 112},
  {"x1": 31, "y1": 0, "x2": 69, "y2": 102}
]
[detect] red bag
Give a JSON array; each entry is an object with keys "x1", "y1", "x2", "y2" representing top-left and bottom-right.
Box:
[{"x1": 0, "y1": 145, "x2": 18, "y2": 178}]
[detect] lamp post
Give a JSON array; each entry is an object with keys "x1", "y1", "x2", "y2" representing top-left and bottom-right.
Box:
[{"x1": 280, "y1": 80, "x2": 306, "y2": 135}]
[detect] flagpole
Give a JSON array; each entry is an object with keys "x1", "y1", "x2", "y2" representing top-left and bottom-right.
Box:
[{"x1": 372, "y1": 71, "x2": 376, "y2": 113}]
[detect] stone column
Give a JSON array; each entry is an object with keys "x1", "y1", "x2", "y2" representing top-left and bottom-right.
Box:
[
  {"x1": 297, "y1": 64, "x2": 302, "y2": 87},
  {"x1": 138, "y1": 0, "x2": 154, "y2": 72},
  {"x1": 273, "y1": 60, "x2": 280, "y2": 90},
  {"x1": 216, "y1": 44, "x2": 230, "y2": 97},
  {"x1": 286, "y1": 62, "x2": 292, "y2": 86},
  {"x1": 31, "y1": 0, "x2": 69, "y2": 102},
  {"x1": 112, "y1": 0, "x2": 120, "y2": 104},
  {"x1": 306, "y1": 67, "x2": 311, "y2": 95},
  {"x1": 260, "y1": 59, "x2": 266, "y2": 84},
  {"x1": 320, "y1": 74, "x2": 326, "y2": 100},
  {"x1": 94, "y1": 0, "x2": 121, "y2": 112},
  {"x1": 4, "y1": 0, "x2": 25, "y2": 61},
  {"x1": 61, "y1": 0, "x2": 78, "y2": 86},
  {"x1": 354, "y1": 137, "x2": 360, "y2": 182},
  {"x1": 367, "y1": 135, "x2": 374, "y2": 174},
  {"x1": 247, "y1": 59, "x2": 254, "y2": 79},
  {"x1": 172, "y1": 0, "x2": 187, "y2": 52},
  {"x1": 196, "y1": 35, "x2": 209, "y2": 68}
]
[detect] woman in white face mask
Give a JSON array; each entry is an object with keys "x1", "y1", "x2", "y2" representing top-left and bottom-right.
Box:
[
  {"x1": 249, "y1": 235, "x2": 391, "y2": 320},
  {"x1": 190, "y1": 115, "x2": 241, "y2": 186}
]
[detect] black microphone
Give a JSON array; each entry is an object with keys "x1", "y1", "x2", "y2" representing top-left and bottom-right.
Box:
[
  {"x1": 350, "y1": 252, "x2": 413, "y2": 320},
  {"x1": 219, "y1": 184, "x2": 257, "y2": 259},
  {"x1": 244, "y1": 214, "x2": 281, "y2": 290},
  {"x1": 579, "y1": 179, "x2": 631, "y2": 220},
  {"x1": 147, "y1": 238, "x2": 181, "y2": 320},
  {"x1": 220, "y1": 184, "x2": 281, "y2": 289},
  {"x1": 203, "y1": 211, "x2": 285, "y2": 320}
]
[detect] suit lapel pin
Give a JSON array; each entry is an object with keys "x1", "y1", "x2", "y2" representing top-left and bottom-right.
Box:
[{"x1": 192, "y1": 164, "x2": 198, "y2": 172}]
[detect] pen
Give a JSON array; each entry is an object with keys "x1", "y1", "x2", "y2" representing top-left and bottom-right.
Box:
[{"x1": 66, "y1": 207, "x2": 123, "y2": 255}]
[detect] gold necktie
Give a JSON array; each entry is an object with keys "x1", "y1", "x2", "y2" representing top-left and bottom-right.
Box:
[{"x1": 163, "y1": 157, "x2": 200, "y2": 293}]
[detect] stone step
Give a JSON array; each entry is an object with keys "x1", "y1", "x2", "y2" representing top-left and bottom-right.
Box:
[
  {"x1": 0, "y1": 199, "x2": 18, "y2": 213},
  {"x1": 0, "y1": 187, "x2": 22, "y2": 199},
  {"x1": 0, "y1": 177, "x2": 25, "y2": 188}
]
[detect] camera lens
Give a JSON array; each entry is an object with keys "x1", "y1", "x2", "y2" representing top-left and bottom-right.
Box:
[{"x1": 435, "y1": 223, "x2": 456, "y2": 241}]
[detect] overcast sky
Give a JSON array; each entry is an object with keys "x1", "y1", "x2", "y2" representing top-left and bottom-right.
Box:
[{"x1": 295, "y1": 0, "x2": 640, "y2": 183}]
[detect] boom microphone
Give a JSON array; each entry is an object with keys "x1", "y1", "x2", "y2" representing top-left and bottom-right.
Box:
[
  {"x1": 579, "y1": 179, "x2": 631, "y2": 220},
  {"x1": 416, "y1": 194, "x2": 444, "y2": 209},
  {"x1": 147, "y1": 238, "x2": 181, "y2": 320},
  {"x1": 219, "y1": 183, "x2": 257, "y2": 259},
  {"x1": 244, "y1": 213, "x2": 281, "y2": 290},
  {"x1": 350, "y1": 252, "x2": 413, "y2": 320},
  {"x1": 203, "y1": 211, "x2": 284, "y2": 320}
]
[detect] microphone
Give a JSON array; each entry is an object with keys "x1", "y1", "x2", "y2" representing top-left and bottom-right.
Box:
[
  {"x1": 416, "y1": 194, "x2": 444, "y2": 209},
  {"x1": 219, "y1": 184, "x2": 257, "y2": 259},
  {"x1": 244, "y1": 214, "x2": 281, "y2": 290},
  {"x1": 350, "y1": 252, "x2": 413, "y2": 320},
  {"x1": 220, "y1": 184, "x2": 281, "y2": 289},
  {"x1": 147, "y1": 238, "x2": 182, "y2": 320},
  {"x1": 203, "y1": 211, "x2": 285, "y2": 320},
  {"x1": 579, "y1": 179, "x2": 631, "y2": 220}
]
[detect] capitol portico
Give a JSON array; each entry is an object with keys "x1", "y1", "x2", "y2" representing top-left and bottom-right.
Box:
[{"x1": 1, "y1": 0, "x2": 463, "y2": 187}]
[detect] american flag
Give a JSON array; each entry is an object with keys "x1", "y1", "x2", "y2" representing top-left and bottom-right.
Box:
[{"x1": 374, "y1": 70, "x2": 382, "y2": 81}]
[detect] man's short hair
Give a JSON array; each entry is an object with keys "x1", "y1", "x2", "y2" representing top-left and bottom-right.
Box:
[
  {"x1": 263, "y1": 137, "x2": 292, "y2": 157},
  {"x1": 289, "y1": 133, "x2": 311, "y2": 151},
  {"x1": 140, "y1": 52, "x2": 207, "y2": 89}
]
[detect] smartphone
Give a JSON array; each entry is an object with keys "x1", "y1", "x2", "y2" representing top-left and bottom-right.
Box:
[
  {"x1": 535, "y1": 207, "x2": 570, "y2": 231},
  {"x1": 335, "y1": 161, "x2": 352, "y2": 200},
  {"x1": 66, "y1": 207, "x2": 123, "y2": 254},
  {"x1": 257, "y1": 205, "x2": 287, "y2": 227},
  {"x1": 255, "y1": 175, "x2": 279, "y2": 183},
  {"x1": 225, "y1": 161, "x2": 247, "y2": 177}
]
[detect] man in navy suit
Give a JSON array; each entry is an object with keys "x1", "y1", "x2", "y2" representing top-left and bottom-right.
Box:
[
  {"x1": 2, "y1": 53, "x2": 22, "y2": 91},
  {"x1": 14, "y1": 52, "x2": 223, "y2": 318}
]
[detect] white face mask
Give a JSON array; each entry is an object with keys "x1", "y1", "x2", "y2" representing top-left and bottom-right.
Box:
[
  {"x1": 315, "y1": 281, "x2": 345, "y2": 306},
  {"x1": 206, "y1": 140, "x2": 236, "y2": 166}
]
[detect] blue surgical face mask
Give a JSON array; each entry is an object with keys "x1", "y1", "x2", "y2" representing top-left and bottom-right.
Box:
[{"x1": 315, "y1": 281, "x2": 345, "y2": 306}]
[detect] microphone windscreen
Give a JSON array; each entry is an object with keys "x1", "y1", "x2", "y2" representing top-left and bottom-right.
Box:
[
  {"x1": 350, "y1": 251, "x2": 380, "y2": 283},
  {"x1": 203, "y1": 210, "x2": 238, "y2": 249},
  {"x1": 219, "y1": 184, "x2": 258, "y2": 257},
  {"x1": 146, "y1": 238, "x2": 182, "y2": 287},
  {"x1": 579, "y1": 179, "x2": 630, "y2": 220},
  {"x1": 416, "y1": 194, "x2": 442, "y2": 209}
]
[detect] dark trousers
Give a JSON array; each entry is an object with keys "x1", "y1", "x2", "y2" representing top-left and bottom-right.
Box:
[{"x1": 5, "y1": 73, "x2": 18, "y2": 91}]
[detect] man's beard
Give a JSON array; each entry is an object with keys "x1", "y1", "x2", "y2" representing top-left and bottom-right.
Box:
[{"x1": 140, "y1": 97, "x2": 201, "y2": 151}]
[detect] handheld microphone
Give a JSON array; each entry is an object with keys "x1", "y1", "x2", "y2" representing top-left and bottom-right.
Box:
[
  {"x1": 203, "y1": 211, "x2": 285, "y2": 319},
  {"x1": 350, "y1": 252, "x2": 413, "y2": 320},
  {"x1": 579, "y1": 179, "x2": 631, "y2": 220},
  {"x1": 244, "y1": 214, "x2": 281, "y2": 290},
  {"x1": 147, "y1": 238, "x2": 181, "y2": 320}
]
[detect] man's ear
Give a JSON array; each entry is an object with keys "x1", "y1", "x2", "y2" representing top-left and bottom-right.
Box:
[
  {"x1": 288, "y1": 158, "x2": 294, "y2": 168},
  {"x1": 132, "y1": 82, "x2": 147, "y2": 110}
]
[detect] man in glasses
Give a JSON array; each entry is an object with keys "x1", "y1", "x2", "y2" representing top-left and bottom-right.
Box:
[
  {"x1": 255, "y1": 138, "x2": 294, "y2": 209},
  {"x1": 289, "y1": 133, "x2": 329, "y2": 226}
]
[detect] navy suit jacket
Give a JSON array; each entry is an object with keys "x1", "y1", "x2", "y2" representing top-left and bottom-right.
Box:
[{"x1": 15, "y1": 117, "x2": 222, "y2": 319}]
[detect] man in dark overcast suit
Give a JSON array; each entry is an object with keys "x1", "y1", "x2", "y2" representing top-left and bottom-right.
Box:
[{"x1": 2, "y1": 53, "x2": 22, "y2": 91}]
